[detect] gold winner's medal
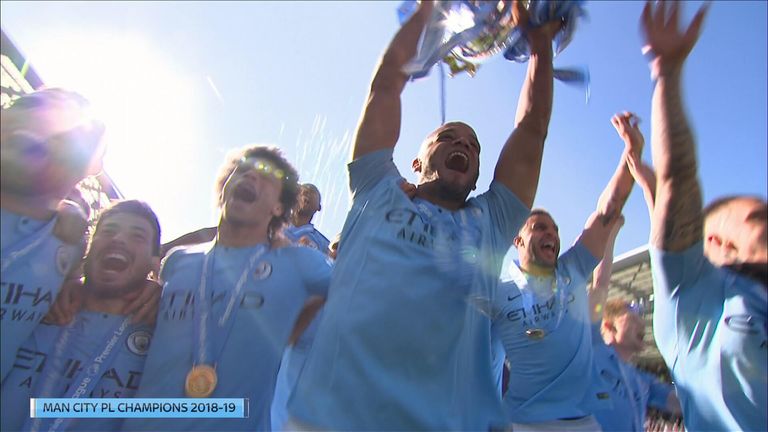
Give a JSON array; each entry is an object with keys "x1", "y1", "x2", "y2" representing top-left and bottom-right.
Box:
[
  {"x1": 185, "y1": 364, "x2": 217, "y2": 398},
  {"x1": 525, "y1": 328, "x2": 546, "y2": 340}
]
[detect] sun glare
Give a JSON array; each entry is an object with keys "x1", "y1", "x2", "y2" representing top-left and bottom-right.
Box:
[
  {"x1": 443, "y1": 4, "x2": 476, "y2": 34},
  {"x1": 21, "y1": 31, "x2": 207, "y2": 239}
]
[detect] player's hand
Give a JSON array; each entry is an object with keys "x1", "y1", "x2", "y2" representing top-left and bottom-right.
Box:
[
  {"x1": 399, "y1": 180, "x2": 417, "y2": 199},
  {"x1": 53, "y1": 199, "x2": 89, "y2": 245},
  {"x1": 641, "y1": 0, "x2": 710, "y2": 78},
  {"x1": 514, "y1": 0, "x2": 563, "y2": 49},
  {"x1": 122, "y1": 277, "x2": 162, "y2": 325},
  {"x1": 43, "y1": 277, "x2": 85, "y2": 325},
  {"x1": 611, "y1": 112, "x2": 644, "y2": 154}
]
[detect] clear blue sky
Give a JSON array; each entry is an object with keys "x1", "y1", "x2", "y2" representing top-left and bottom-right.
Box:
[{"x1": 2, "y1": 1, "x2": 766, "y2": 263}]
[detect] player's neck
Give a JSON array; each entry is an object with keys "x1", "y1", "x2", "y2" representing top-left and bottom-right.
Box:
[
  {"x1": 612, "y1": 344, "x2": 635, "y2": 362},
  {"x1": 292, "y1": 214, "x2": 313, "y2": 227},
  {"x1": 414, "y1": 187, "x2": 465, "y2": 211},
  {"x1": 82, "y1": 290, "x2": 130, "y2": 316},
  {"x1": 520, "y1": 261, "x2": 555, "y2": 277},
  {"x1": 0, "y1": 190, "x2": 59, "y2": 220},
  {"x1": 217, "y1": 219, "x2": 269, "y2": 247}
]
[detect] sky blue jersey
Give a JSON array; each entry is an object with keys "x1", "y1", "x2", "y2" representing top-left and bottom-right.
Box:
[
  {"x1": 270, "y1": 308, "x2": 324, "y2": 431},
  {"x1": 1, "y1": 209, "x2": 83, "y2": 382},
  {"x1": 288, "y1": 149, "x2": 529, "y2": 430},
  {"x1": 284, "y1": 224, "x2": 330, "y2": 254},
  {"x1": 1, "y1": 310, "x2": 152, "y2": 432},
  {"x1": 123, "y1": 243, "x2": 331, "y2": 431},
  {"x1": 491, "y1": 242, "x2": 610, "y2": 423},
  {"x1": 650, "y1": 243, "x2": 767, "y2": 431},
  {"x1": 592, "y1": 323, "x2": 674, "y2": 431}
]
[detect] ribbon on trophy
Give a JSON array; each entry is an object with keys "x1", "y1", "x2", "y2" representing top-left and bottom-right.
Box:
[{"x1": 397, "y1": 0, "x2": 590, "y2": 120}]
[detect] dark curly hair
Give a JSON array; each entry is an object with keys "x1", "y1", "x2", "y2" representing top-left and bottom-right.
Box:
[{"x1": 213, "y1": 145, "x2": 299, "y2": 240}]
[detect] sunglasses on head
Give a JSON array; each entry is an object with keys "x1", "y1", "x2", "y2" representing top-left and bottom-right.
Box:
[
  {"x1": 627, "y1": 302, "x2": 646, "y2": 316},
  {"x1": 237, "y1": 157, "x2": 289, "y2": 181}
]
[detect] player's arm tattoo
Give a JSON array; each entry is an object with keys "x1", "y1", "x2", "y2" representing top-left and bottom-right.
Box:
[{"x1": 650, "y1": 71, "x2": 704, "y2": 252}]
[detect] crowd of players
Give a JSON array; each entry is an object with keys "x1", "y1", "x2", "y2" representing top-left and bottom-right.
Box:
[{"x1": 1, "y1": 1, "x2": 765, "y2": 431}]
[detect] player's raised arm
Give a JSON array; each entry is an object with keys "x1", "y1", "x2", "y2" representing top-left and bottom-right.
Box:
[
  {"x1": 494, "y1": 4, "x2": 559, "y2": 208},
  {"x1": 641, "y1": 0, "x2": 710, "y2": 252},
  {"x1": 352, "y1": 1, "x2": 434, "y2": 161}
]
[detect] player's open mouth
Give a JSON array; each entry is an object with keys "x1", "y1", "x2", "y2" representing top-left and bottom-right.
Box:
[
  {"x1": 541, "y1": 240, "x2": 557, "y2": 254},
  {"x1": 445, "y1": 151, "x2": 469, "y2": 173},
  {"x1": 101, "y1": 251, "x2": 131, "y2": 273},
  {"x1": 233, "y1": 183, "x2": 257, "y2": 203}
]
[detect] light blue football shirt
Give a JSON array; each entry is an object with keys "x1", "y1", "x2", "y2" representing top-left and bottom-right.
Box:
[
  {"x1": 288, "y1": 148, "x2": 529, "y2": 430},
  {"x1": 650, "y1": 242, "x2": 767, "y2": 431},
  {"x1": 591, "y1": 323, "x2": 674, "y2": 431},
  {"x1": 491, "y1": 330, "x2": 507, "y2": 396},
  {"x1": 284, "y1": 224, "x2": 331, "y2": 254},
  {"x1": 0, "y1": 310, "x2": 152, "y2": 432},
  {"x1": 1, "y1": 209, "x2": 83, "y2": 382},
  {"x1": 270, "y1": 308, "x2": 323, "y2": 431},
  {"x1": 491, "y1": 242, "x2": 610, "y2": 423},
  {"x1": 123, "y1": 243, "x2": 331, "y2": 431}
]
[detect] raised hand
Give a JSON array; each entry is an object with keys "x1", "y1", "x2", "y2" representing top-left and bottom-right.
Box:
[
  {"x1": 42, "y1": 277, "x2": 85, "y2": 325},
  {"x1": 513, "y1": 0, "x2": 564, "y2": 49},
  {"x1": 53, "y1": 199, "x2": 89, "y2": 245},
  {"x1": 121, "y1": 277, "x2": 162, "y2": 325},
  {"x1": 641, "y1": 0, "x2": 710, "y2": 78},
  {"x1": 611, "y1": 112, "x2": 644, "y2": 154}
]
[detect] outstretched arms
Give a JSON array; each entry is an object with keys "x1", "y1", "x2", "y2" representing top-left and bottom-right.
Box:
[
  {"x1": 641, "y1": 0, "x2": 710, "y2": 252},
  {"x1": 579, "y1": 112, "x2": 640, "y2": 258},
  {"x1": 352, "y1": 1, "x2": 434, "y2": 161},
  {"x1": 494, "y1": 4, "x2": 560, "y2": 208}
]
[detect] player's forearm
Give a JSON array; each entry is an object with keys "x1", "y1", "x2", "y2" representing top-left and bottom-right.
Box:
[
  {"x1": 596, "y1": 150, "x2": 635, "y2": 226},
  {"x1": 352, "y1": 3, "x2": 431, "y2": 160},
  {"x1": 588, "y1": 225, "x2": 620, "y2": 322},
  {"x1": 494, "y1": 38, "x2": 554, "y2": 207},
  {"x1": 650, "y1": 71, "x2": 703, "y2": 251},
  {"x1": 370, "y1": 2, "x2": 432, "y2": 96},
  {"x1": 514, "y1": 39, "x2": 554, "y2": 138}
]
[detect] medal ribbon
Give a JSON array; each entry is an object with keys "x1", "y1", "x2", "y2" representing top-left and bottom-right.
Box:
[
  {"x1": 509, "y1": 263, "x2": 569, "y2": 337},
  {"x1": 25, "y1": 316, "x2": 131, "y2": 432},
  {"x1": 193, "y1": 242, "x2": 269, "y2": 368}
]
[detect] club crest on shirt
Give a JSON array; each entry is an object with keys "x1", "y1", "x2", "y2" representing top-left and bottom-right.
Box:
[
  {"x1": 126, "y1": 330, "x2": 152, "y2": 356},
  {"x1": 253, "y1": 261, "x2": 272, "y2": 280},
  {"x1": 55, "y1": 246, "x2": 76, "y2": 276}
]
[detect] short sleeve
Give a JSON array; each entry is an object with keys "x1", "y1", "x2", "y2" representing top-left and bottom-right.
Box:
[
  {"x1": 559, "y1": 241, "x2": 601, "y2": 284},
  {"x1": 649, "y1": 241, "x2": 714, "y2": 301},
  {"x1": 470, "y1": 181, "x2": 530, "y2": 246},
  {"x1": 348, "y1": 149, "x2": 401, "y2": 202}
]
